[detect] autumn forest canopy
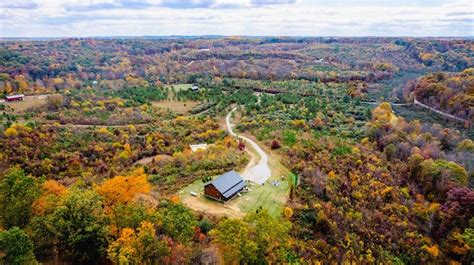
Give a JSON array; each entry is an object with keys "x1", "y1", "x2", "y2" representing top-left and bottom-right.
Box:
[{"x1": 0, "y1": 36, "x2": 473, "y2": 264}]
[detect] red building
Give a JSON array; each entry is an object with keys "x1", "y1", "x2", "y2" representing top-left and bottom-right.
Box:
[
  {"x1": 5, "y1": 94, "x2": 24, "y2": 102},
  {"x1": 204, "y1": 170, "x2": 245, "y2": 202}
]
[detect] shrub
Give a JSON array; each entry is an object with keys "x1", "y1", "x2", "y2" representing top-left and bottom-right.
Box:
[{"x1": 271, "y1": 140, "x2": 281, "y2": 149}]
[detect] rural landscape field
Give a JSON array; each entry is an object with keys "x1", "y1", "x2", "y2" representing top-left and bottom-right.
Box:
[{"x1": 0, "y1": 0, "x2": 473, "y2": 264}]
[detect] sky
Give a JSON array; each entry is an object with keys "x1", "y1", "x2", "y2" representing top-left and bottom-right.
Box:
[{"x1": 0, "y1": 0, "x2": 473, "y2": 37}]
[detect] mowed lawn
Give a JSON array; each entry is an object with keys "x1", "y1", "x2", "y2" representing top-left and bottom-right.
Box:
[
  {"x1": 179, "y1": 164, "x2": 294, "y2": 218},
  {"x1": 237, "y1": 173, "x2": 291, "y2": 216}
]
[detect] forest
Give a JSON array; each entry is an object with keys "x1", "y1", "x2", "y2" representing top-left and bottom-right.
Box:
[{"x1": 0, "y1": 37, "x2": 473, "y2": 264}]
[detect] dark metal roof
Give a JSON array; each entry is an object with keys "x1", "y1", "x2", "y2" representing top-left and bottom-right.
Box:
[{"x1": 207, "y1": 170, "x2": 245, "y2": 199}]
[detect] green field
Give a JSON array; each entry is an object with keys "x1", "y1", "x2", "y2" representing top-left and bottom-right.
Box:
[{"x1": 238, "y1": 173, "x2": 292, "y2": 215}]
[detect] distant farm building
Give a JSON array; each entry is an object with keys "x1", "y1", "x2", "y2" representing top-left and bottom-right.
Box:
[
  {"x1": 204, "y1": 170, "x2": 245, "y2": 202},
  {"x1": 5, "y1": 94, "x2": 24, "y2": 102},
  {"x1": 190, "y1": 143, "x2": 208, "y2": 152},
  {"x1": 190, "y1": 85, "x2": 199, "y2": 92}
]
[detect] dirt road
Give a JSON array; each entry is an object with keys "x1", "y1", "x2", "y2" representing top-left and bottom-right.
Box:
[
  {"x1": 226, "y1": 107, "x2": 271, "y2": 184},
  {"x1": 414, "y1": 98, "x2": 468, "y2": 123}
]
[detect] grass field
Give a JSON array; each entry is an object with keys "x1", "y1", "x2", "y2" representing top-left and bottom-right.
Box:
[
  {"x1": 152, "y1": 100, "x2": 199, "y2": 114},
  {"x1": 3, "y1": 96, "x2": 48, "y2": 113},
  {"x1": 237, "y1": 172, "x2": 291, "y2": 215}
]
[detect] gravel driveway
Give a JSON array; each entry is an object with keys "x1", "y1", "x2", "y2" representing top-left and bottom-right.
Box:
[{"x1": 226, "y1": 107, "x2": 271, "y2": 184}]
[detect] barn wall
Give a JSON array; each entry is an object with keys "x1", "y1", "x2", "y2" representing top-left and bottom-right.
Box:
[{"x1": 204, "y1": 184, "x2": 223, "y2": 201}]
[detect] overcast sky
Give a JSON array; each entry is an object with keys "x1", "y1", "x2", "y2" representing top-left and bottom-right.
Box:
[{"x1": 0, "y1": 0, "x2": 473, "y2": 37}]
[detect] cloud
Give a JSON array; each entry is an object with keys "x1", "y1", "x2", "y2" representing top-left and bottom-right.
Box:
[
  {"x1": 0, "y1": 1, "x2": 39, "y2": 9},
  {"x1": 251, "y1": 0, "x2": 296, "y2": 5},
  {"x1": 64, "y1": 2, "x2": 119, "y2": 12},
  {"x1": 121, "y1": 0, "x2": 154, "y2": 8},
  {"x1": 445, "y1": 11, "x2": 473, "y2": 16},
  {"x1": 159, "y1": 0, "x2": 216, "y2": 9},
  {"x1": 440, "y1": 17, "x2": 473, "y2": 23},
  {"x1": 64, "y1": 0, "x2": 157, "y2": 11},
  {"x1": 0, "y1": 0, "x2": 473, "y2": 37},
  {"x1": 66, "y1": 0, "x2": 245, "y2": 11}
]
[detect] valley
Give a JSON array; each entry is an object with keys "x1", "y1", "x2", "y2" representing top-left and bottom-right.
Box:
[{"x1": 0, "y1": 36, "x2": 472, "y2": 264}]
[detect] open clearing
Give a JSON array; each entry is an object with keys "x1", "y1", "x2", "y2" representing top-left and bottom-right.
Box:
[
  {"x1": 1, "y1": 94, "x2": 50, "y2": 113},
  {"x1": 152, "y1": 100, "x2": 199, "y2": 114},
  {"x1": 180, "y1": 168, "x2": 292, "y2": 218},
  {"x1": 179, "y1": 108, "x2": 293, "y2": 218},
  {"x1": 167, "y1": 83, "x2": 193, "y2": 91}
]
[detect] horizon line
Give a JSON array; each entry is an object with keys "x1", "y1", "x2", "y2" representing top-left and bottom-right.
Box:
[{"x1": 1, "y1": 35, "x2": 473, "y2": 40}]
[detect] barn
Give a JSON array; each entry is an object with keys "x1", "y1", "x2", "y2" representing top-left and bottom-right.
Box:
[
  {"x1": 204, "y1": 170, "x2": 245, "y2": 202},
  {"x1": 5, "y1": 94, "x2": 24, "y2": 102}
]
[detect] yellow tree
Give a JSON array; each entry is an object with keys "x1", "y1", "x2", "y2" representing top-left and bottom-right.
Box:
[
  {"x1": 107, "y1": 228, "x2": 138, "y2": 264},
  {"x1": 14, "y1": 75, "x2": 28, "y2": 92},
  {"x1": 32, "y1": 180, "x2": 67, "y2": 215},
  {"x1": 4, "y1": 127, "x2": 19, "y2": 137},
  {"x1": 108, "y1": 221, "x2": 170, "y2": 264},
  {"x1": 371, "y1": 102, "x2": 396, "y2": 125},
  {"x1": 4, "y1": 82, "x2": 13, "y2": 94},
  {"x1": 97, "y1": 173, "x2": 150, "y2": 207},
  {"x1": 96, "y1": 171, "x2": 151, "y2": 234}
]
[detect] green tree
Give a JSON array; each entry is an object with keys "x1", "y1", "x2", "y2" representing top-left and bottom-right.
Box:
[
  {"x1": 244, "y1": 209, "x2": 291, "y2": 262},
  {"x1": 113, "y1": 202, "x2": 159, "y2": 231},
  {"x1": 418, "y1": 159, "x2": 468, "y2": 197},
  {"x1": 0, "y1": 227, "x2": 38, "y2": 265},
  {"x1": 161, "y1": 203, "x2": 196, "y2": 243},
  {"x1": 198, "y1": 218, "x2": 213, "y2": 234},
  {"x1": 135, "y1": 224, "x2": 170, "y2": 264},
  {"x1": 283, "y1": 130, "x2": 297, "y2": 146},
  {"x1": 462, "y1": 228, "x2": 474, "y2": 249},
  {"x1": 209, "y1": 218, "x2": 258, "y2": 264},
  {"x1": 28, "y1": 214, "x2": 57, "y2": 260},
  {"x1": 0, "y1": 168, "x2": 40, "y2": 228},
  {"x1": 210, "y1": 210, "x2": 291, "y2": 264},
  {"x1": 408, "y1": 153, "x2": 424, "y2": 180},
  {"x1": 52, "y1": 188, "x2": 108, "y2": 264}
]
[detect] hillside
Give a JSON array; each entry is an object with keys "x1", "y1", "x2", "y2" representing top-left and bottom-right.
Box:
[
  {"x1": 0, "y1": 37, "x2": 473, "y2": 264},
  {"x1": 403, "y1": 69, "x2": 474, "y2": 122}
]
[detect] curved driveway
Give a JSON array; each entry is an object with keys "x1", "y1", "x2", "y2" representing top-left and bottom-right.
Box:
[{"x1": 226, "y1": 107, "x2": 271, "y2": 184}]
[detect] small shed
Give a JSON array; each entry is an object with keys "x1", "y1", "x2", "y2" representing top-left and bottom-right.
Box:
[
  {"x1": 190, "y1": 85, "x2": 199, "y2": 92},
  {"x1": 190, "y1": 143, "x2": 208, "y2": 152},
  {"x1": 204, "y1": 170, "x2": 245, "y2": 202}
]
